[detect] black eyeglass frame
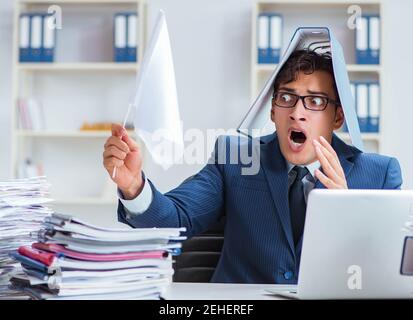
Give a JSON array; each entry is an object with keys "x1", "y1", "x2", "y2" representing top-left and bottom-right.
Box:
[{"x1": 272, "y1": 91, "x2": 341, "y2": 111}]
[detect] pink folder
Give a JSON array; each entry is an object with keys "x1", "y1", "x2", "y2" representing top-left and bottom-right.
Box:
[{"x1": 32, "y1": 243, "x2": 168, "y2": 262}]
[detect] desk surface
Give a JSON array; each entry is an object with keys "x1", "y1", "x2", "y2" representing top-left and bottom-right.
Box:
[{"x1": 163, "y1": 283, "x2": 296, "y2": 300}]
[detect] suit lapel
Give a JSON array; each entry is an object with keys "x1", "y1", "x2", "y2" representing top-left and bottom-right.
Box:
[{"x1": 259, "y1": 133, "x2": 296, "y2": 257}]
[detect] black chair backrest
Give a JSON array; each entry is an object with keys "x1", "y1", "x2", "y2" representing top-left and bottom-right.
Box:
[{"x1": 173, "y1": 216, "x2": 225, "y2": 282}]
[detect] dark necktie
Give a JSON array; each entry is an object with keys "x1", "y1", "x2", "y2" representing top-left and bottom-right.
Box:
[{"x1": 289, "y1": 166, "x2": 309, "y2": 246}]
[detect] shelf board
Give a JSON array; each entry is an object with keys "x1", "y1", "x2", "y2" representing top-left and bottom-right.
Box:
[
  {"x1": 51, "y1": 197, "x2": 117, "y2": 205},
  {"x1": 18, "y1": 63, "x2": 139, "y2": 72},
  {"x1": 336, "y1": 132, "x2": 380, "y2": 141},
  {"x1": 16, "y1": 130, "x2": 136, "y2": 138},
  {"x1": 255, "y1": 64, "x2": 381, "y2": 73}
]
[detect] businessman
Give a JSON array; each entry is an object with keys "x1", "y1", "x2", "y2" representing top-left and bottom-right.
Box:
[{"x1": 103, "y1": 49, "x2": 402, "y2": 284}]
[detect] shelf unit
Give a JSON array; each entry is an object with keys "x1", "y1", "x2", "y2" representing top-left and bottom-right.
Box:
[
  {"x1": 11, "y1": 0, "x2": 146, "y2": 208},
  {"x1": 251, "y1": 0, "x2": 383, "y2": 153}
]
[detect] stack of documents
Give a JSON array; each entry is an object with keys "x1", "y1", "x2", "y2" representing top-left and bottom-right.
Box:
[
  {"x1": 9, "y1": 213, "x2": 186, "y2": 300},
  {"x1": 0, "y1": 176, "x2": 52, "y2": 298}
]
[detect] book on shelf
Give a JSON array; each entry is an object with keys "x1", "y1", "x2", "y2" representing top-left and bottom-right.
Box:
[{"x1": 17, "y1": 98, "x2": 46, "y2": 131}]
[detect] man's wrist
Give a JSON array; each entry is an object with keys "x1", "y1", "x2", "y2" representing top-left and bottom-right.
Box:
[{"x1": 121, "y1": 176, "x2": 144, "y2": 200}]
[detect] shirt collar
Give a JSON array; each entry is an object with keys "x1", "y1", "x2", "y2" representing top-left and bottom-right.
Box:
[{"x1": 286, "y1": 160, "x2": 320, "y2": 181}]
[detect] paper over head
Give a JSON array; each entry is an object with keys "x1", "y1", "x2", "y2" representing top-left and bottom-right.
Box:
[{"x1": 237, "y1": 27, "x2": 364, "y2": 151}]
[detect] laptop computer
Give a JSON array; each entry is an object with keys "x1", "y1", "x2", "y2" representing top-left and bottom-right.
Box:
[{"x1": 267, "y1": 189, "x2": 413, "y2": 299}]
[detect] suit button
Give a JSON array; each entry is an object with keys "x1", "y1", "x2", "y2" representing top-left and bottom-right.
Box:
[{"x1": 284, "y1": 271, "x2": 293, "y2": 280}]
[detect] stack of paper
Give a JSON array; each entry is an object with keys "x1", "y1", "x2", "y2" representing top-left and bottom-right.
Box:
[
  {"x1": 0, "y1": 176, "x2": 53, "y2": 298},
  {"x1": 9, "y1": 213, "x2": 186, "y2": 300}
]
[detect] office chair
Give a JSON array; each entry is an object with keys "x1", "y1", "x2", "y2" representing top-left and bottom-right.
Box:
[{"x1": 172, "y1": 215, "x2": 225, "y2": 282}]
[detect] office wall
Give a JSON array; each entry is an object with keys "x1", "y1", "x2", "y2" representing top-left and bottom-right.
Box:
[
  {"x1": 1, "y1": 0, "x2": 413, "y2": 192},
  {"x1": 0, "y1": 0, "x2": 13, "y2": 179},
  {"x1": 380, "y1": 0, "x2": 413, "y2": 189}
]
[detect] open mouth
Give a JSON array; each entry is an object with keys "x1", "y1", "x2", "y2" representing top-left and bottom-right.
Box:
[{"x1": 290, "y1": 130, "x2": 307, "y2": 145}]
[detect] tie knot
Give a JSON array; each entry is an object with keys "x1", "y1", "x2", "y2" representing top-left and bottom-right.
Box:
[{"x1": 293, "y1": 166, "x2": 309, "y2": 181}]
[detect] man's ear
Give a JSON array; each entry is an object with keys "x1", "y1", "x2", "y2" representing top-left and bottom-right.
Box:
[
  {"x1": 333, "y1": 106, "x2": 345, "y2": 130},
  {"x1": 270, "y1": 100, "x2": 276, "y2": 123}
]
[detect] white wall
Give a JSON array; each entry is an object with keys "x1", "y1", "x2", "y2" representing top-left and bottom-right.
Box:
[
  {"x1": 381, "y1": 0, "x2": 413, "y2": 188},
  {"x1": 0, "y1": 0, "x2": 14, "y2": 179},
  {"x1": 1, "y1": 0, "x2": 413, "y2": 206}
]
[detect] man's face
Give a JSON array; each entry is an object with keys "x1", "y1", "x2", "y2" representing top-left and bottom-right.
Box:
[{"x1": 271, "y1": 70, "x2": 345, "y2": 165}]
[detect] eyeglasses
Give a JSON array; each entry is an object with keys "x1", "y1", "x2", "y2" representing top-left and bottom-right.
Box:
[{"x1": 272, "y1": 91, "x2": 341, "y2": 111}]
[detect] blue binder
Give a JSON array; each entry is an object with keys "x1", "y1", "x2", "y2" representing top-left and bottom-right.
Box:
[
  {"x1": 41, "y1": 13, "x2": 56, "y2": 62},
  {"x1": 343, "y1": 82, "x2": 357, "y2": 133},
  {"x1": 114, "y1": 13, "x2": 127, "y2": 62},
  {"x1": 29, "y1": 13, "x2": 43, "y2": 62},
  {"x1": 356, "y1": 82, "x2": 369, "y2": 132},
  {"x1": 127, "y1": 13, "x2": 138, "y2": 62},
  {"x1": 19, "y1": 13, "x2": 31, "y2": 62},
  {"x1": 356, "y1": 15, "x2": 380, "y2": 65},
  {"x1": 268, "y1": 14, "x2": 282, "y2": 64},
  {"x1": 257, "y1": 13, "x2": 270, "y2": 64},
  {"x1": 368, "y1": 15, "x2": 380, "y2": 65},
  {"x1": 355, "y1": 15, "x2": 369, "y2": 64},
  {"x1": 367, "y1": 81, "x2": 380, "y2": 132}
]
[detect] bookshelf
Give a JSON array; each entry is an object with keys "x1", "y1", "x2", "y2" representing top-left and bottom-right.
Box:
[
  {"x1": 11, "y1": 0, "x2": 146, "y2": 216},
  {"x1": 251, "y1": 0, "x2": 383, "y2": 153}
]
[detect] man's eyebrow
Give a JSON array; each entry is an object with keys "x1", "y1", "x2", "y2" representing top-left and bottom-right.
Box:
[
  {"x1": 278, "y1": 87, "x2": 296, "y2": 92},
  {"x1": 307, "y1": 89, "x2": 329, "y2": 96}
]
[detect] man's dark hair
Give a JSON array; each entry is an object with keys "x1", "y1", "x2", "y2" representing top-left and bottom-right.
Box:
[{"x1": 272, "y1": 49, "x2": 340, "y2": 103}]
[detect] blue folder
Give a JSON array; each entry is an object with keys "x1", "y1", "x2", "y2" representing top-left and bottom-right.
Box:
[
  {"x1": 114, "y1": 13, "x2": 128, "y2": 62},
  {"x1": 19, "y1": 13, "x2": 31, "y2": 62},
  {"x1": 367, "y1": 81, "x2": 380, "y2": 133},
  {"x1": 127, "y1": 13, "x2": 138, "y2": 62},
  {"x1": 268, "y1": 14, "x2": 282, "y2": 64},
  {"x1": 29, "y1": 13, "x2": 43, "y2": 62},
  {"x1": 257, "y1": 13, "x2": 270, "y2": 64},
  {"x1": 356, "y1": 15, "x2": 380, "y2": 65},
  {"x1": 41, "y1": 13, "x2": 56, "y2": 62}
]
